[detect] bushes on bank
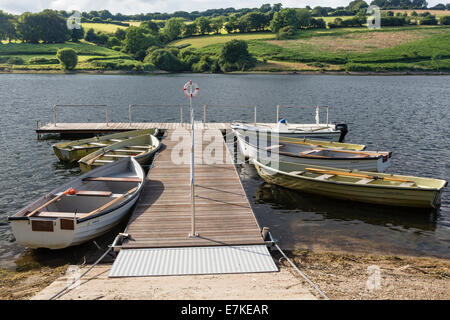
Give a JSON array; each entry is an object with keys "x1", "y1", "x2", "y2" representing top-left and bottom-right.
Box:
[
  {"x1": 29, "y1": 56, "x2": 59, "y2": 64},
  {"x1": 56, "y1": 48, "x2": 78, "y2": 70},
  {"x1": 439, "y1": 16, "x2": 450, "y2": 25}
]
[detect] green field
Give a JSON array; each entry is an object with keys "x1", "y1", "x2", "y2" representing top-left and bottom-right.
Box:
[
  {"x1": 192, "y1": 25, "x2": 450, "y2": 72},
  {"x1": 0, "y1": 41, "x2": 138, "y2": 70},
  {"x1": 81, "y1": 23, "x2": 127, "y2": 33},
  {"x1": 171, "y1": 32, "x2": 276, "y2": 48}
]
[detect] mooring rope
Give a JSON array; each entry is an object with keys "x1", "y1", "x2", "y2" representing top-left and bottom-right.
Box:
[
  {"x1": 268, "y1": 232, "x2": 330, "y2": 300},
  {"x1": 49, "y1": 233, "x2": 127, "y2": 300}
]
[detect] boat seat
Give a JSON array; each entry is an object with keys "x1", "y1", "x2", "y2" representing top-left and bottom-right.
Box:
[
  {"x1": 355, "y1": 178, "x2": 374, "y2": 184},
  {"x1": 90, "y1": 142, "x2": 108, "y2": 147},
  {"x1": 129, "y1": 145, "x2": 151, "y2": 149},
  {"x1": 94, "y1": 160, "x2": 114, "y2": 163},
  {"x1": 300, "y1": 150, "x2": 317, "y2": 155},
  {"x1": 76, "y1": 190, "x2": 112, "y2": 197},
  {"x1": 265, "y1": 145, "x2": 283, "y2": 150},
  {"x1": 315, "y1": 174, "x2": 335, "y2": 180},
  {"x1": 399, "y1": 182, "x2": 415, "y2": 187},
  {"x1": 115, "y1": 149, "x2": 145, "y2": 153},
  {"x1": 109, "y1": 139, "x2": 123, "y2": 142},
  {"x1": 290, "y1": 171, "x2": 305, "y2": 175},
  {"x1": 37, "y1": 211, "x2": 84, "y2": 218},
  {"x1": 83, "y1": 177, "x2": 142, "y2": 183},
  {"x1": 102, "y1": 154, "x2": 130, "y2": 158}
]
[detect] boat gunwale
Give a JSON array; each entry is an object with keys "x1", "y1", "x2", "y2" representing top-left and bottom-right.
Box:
[
  {"x1": 253, "y1": 159, "x2": 447, "y2": 191},
  {"x1": 7, "y1": 158, "x2": 145, "y2": 223}
]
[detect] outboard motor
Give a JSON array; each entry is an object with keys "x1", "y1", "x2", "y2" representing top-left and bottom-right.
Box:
[
  {"x1": 275, "y1": 118, "x2": 289, "y2": 133},
  {"x1": 335, "y1": 123, "x2": 348, "y2": 142}
]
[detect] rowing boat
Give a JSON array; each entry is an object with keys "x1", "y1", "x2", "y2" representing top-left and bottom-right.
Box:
[
  {"x1": 8, "y1": 157, "x2": 145, "y2": 249},
  {"x1": 78, "y1": 134, "x2": 160, "y2": 172},
  {"x1": 234, "y1": 129, "x2": 366, "y2": 160},
  {"x1": 52, "y1": 128, "x2": 158, "y2": 162},
  {"x1": 231, "y1": 119, "x2": 348, "y2": 142},
  {"x1": 252, "y1": 158, "x2": 447, "y2": 209},
  {"x1": 236, "y1": 130, "x2": 391, "y2": 172}
]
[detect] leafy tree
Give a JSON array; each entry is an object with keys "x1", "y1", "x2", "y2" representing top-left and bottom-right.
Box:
[
  {"x1": 196, "y1": 17, "x2": 211, "y2": 34},
  {"x1": 346, "y1": 0, "x2": 369, "y2": 13},
  {"x1": 259, "y1": 4, "x2": 272, "y2": 13},
  {"x1": 124, "y1": 26, "x2": 160, "y2": 60},
  {"x1": 270, "y1": 8, "x2": 299, "y2": 33},
  {"x1": 99, "y1": 10, "x2": 113, "y2": 20},
  {"x1": 311, "y1": 6, "x2": 328, "y2": 17},
  {"x1": 272, "y1": 3, "x2": 283, "y2": 12},
  {"x1": 277, "y1": 25, "x2": 296, "y2": 39},
  {"x1": 70, "y1": 26, "x2": 84, "y2": 42},
  {"x1": 296, "y1": 9, "x2": 312, "y2": 28},
  {"x1": 218, "y1": 39, "x2": 256, "y2": 71},
  {"x1": 0, "y1": 11, "x2": 15, "y2": 43},
  {"x1": 145, "y1": 48, "x2": 185, "y2": 71},
  {"x1": 140, "y1": 21, "x2": 159, "y2": 33},
  {"x1": 17, "y1": 10, "x2": 69, "y2": 43},
  {"x1": 163, "y1": 18, "x2": 184, "y2": 41},
  {"x1": 114, "y1": 28, "x2": 127, "y2": 40},
  {"x1": 210, "y1": 17, "x2": 224, "y2": 34},
  {"x1": 56, "y1": 48, "x2": 78, "y2": 70},
  {"x1": 311, "y1": 18, "x2": 327, "y2": 29},
  {"x1": 439, "y1": 15, "x2": 450, "y2": 25},
  {"x1": 183, "y1": 23, "x2": 198, "y2": 37},
  {"x1": 85, "y1": 28, "x2": 97, "y2": 42}
]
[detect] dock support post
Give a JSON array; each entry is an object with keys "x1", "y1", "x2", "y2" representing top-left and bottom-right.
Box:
[
  {"x1": 254, "y1": 106, "x2": 257, "y2": 125},
  {"x1": 105, "y1": 105, "x2": 109, "y2": 127},
  {"x1": 276, "y1": 105, "x2": 280, "y2": 122},
  {"x1": 36, "y1": 120, "x2": 41, "y2": 140},
  {"x1": 129, "y1": 105, "x2": 132, "y2": 126},
  {"x1": 53, "y1": 104, "x2": 57, "y2": 127}
]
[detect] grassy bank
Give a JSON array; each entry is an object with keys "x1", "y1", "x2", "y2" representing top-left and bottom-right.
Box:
[
  {"x1": 0, "y1": 41, "x2": 143, "y2": 71},
  {"x1": 193, "y1": 25, "x2": 450, "y2": 72}
]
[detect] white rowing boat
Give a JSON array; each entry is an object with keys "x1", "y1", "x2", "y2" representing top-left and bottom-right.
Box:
[
  {"x1": 236, "y1": 131, "x2": 391, "y2": 172},
  {"x1": 8, "y1": 157, "x2": 145, "y2": 249}
]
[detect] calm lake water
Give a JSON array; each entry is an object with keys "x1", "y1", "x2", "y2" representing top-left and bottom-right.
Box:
[{"x1": 0, "y1": 73, "x2": 449, "y2": 268}]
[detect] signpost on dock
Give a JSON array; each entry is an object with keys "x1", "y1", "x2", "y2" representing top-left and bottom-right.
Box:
[{"x1": 183, "y1": 80, "x2": 199, "y2": 238}]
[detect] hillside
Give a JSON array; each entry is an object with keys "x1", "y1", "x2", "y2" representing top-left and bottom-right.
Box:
[
  {"x1": 0, "y1": 41, "x2": 144, "y2": 71},
  {"x1": 188, "y1": 25, "x2": 450, "y2": 72}
]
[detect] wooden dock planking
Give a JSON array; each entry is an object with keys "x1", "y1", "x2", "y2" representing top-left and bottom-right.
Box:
[
  {"x1": 122, "y1": 128, "x2": 263, "y2": 249},
  {"x1": 37, "y1": 122, "x2": 231, "y2": 135}
]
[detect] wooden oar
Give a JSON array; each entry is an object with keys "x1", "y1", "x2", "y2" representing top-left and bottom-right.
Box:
[
  {"x1": 81, "y1": 187, "x2": 137, "y2": 219},
  {"x1": 314, "y1": 147, "x2": 387, "y2": 157},
  {"x1": 27, "y1": 188, "x2": 76, "y2": 217},
  {"x1": 305, "y1": 168, "x2": 412, "y2": 183},
  {"x1": 88, "y1": 150, "x2": 106, "y2": 164}
]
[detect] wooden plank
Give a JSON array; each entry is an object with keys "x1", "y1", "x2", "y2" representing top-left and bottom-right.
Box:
[
  {"x1": 76, "y1": 190, "x2": 112, "y2": 197},
  {"x1": 122, "y1": 128, "x2": 263, "y2": 249},
  {"x1": 82, "y1": 177, "x2": 141, "y2": 183}
]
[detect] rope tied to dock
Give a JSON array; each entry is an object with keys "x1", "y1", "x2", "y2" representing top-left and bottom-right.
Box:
[
  {"x1": 268, "y1": 231, "x2": 330, "y2": 300},
  {"x1": 49, "y1": 233, "x2": 128, "y2": 300}
]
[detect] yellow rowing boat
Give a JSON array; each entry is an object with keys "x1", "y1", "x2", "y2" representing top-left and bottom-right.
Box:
[
  {"x1": 52, "y1": 129, "x2": 158, "y2": 162},
  {"x1": 252, "y1": 158, "x2": 447, "y2": 209}
]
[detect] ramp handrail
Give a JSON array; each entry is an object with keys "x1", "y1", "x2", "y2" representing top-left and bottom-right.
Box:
[
  {"x1": 129, "y1": 104, "x2": 184, "y2": 125},
  {"x1": 276, "y1": 105, "x2": 329, "y2": 125},
  {"x1": 53, "y1": 104, "x2": 109, "y2": 127},
  {"x1": 203, "y1": 105, "x2": 257, "y2": 124}
]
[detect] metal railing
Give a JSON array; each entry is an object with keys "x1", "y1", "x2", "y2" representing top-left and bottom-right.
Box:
[
  {"x1": 203, "y1": 105, "x2": 257, "y2": 124},
  {"x1": 129, "y1": 104, "x2": 184, "y2": 125},
  {"x1": 276, "y1": 105, "x2": 329, "y2": 125},
  {"x1": 53, "y1": 104, "x2": 109, "y2": 127}
]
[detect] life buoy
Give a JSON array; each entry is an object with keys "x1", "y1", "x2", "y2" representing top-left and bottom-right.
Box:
[{"x1": 183, "y1": 80, "x2": 200, "y2": 98}]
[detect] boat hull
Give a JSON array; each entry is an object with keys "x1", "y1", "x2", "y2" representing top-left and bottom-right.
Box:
[
  {"x1": 9, "y1": 191, "x2": 140, "y2": 249},
  {"x1": 253, "y1": 160, "x2": 445, "y2": 209},
  {"x1": 53, "y1": 129, "x2": 158, "y2": 163},
  {"x1": 242, "y1": 138, "x2": 390, "y2": 172},
  {"x1": 8, "y1": 158, "x2": 145, "y2": 249}
]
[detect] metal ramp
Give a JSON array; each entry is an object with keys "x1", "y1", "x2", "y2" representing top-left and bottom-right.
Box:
[{"x1": 109, "y1": 245, "x2": 278, "y2": 277}]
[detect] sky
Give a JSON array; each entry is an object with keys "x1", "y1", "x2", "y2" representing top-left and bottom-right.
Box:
[{"x1": 0, "y1": 0, "x2": 445, "y2": 15}]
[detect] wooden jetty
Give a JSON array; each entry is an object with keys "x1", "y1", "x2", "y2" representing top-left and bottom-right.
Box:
[{"x1": 122, "y1": 128, "x2": 263, "y2": 248}]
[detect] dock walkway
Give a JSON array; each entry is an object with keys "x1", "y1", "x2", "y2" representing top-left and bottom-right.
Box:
[{"x1": 122, "y1": 128, "x2": 263, "y2": 248}]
